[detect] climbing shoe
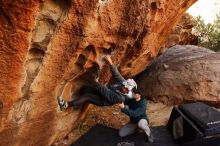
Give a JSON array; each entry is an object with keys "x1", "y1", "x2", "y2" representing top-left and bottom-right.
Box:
[
  {"x1": 146, "y1": 133, "x2": 154, "y2": 143},
  {"x1": 57, "y1": 96, "x2": 68, "y2": 111}
]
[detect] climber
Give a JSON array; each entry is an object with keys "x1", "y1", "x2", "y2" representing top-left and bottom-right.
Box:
[
  {"x1": 57, "y1": 55, "x2": 137, "y2": 110},
  {"x1": 118, "y1": 88, "x2": 154, "y2": 143}
]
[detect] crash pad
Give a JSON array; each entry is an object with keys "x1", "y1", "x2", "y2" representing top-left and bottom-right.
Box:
[{"x1": 71, "y1": 124, "x2": 176, "y2": 146}]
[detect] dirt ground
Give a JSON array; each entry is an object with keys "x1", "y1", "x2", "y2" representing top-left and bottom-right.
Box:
[{"x1": 54, "y1": 101, "x2": 173, "y2": 146}]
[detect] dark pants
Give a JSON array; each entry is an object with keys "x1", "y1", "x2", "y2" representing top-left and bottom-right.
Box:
[{"x1": 68, "y1": 85, "x2": 124, "y2": 107}]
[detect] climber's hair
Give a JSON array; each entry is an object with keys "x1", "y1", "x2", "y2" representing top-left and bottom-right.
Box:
[{"x1": 132, "y1": 88, "x2": 145, "y2": 98}]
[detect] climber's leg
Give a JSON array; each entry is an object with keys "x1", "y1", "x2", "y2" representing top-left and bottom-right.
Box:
[
  {"x1": 119, "y1": 123, "x2": 137, "y2": 137},
  {"x1": 68, "y1": 93, "x2": 105, "y2": 107},
  {"x1": 138, "y1": 119, "x2": 154, "y2": 143},
  {"x1": 79, "y1": 85, "x2": 99, "y2": 95},
  {"x1": 97, "y1": 84, "x2": 124, "y2": 104}
]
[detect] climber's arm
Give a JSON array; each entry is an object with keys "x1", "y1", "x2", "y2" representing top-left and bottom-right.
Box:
[{"x1": 105, "y1": 56, "x2": 125, "y2": 82}]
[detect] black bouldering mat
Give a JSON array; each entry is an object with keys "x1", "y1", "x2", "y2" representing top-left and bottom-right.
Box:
[
  {"x1": 183, "y1": 136, "x2": 220, "y2": 146},
  {"x1": 179, "y1": 102, "x2": 220, "y2": 136},
  {"x1": 167, "y1": 107, "x2": 204, "y2": 143},
  {"x1": 71, "y1": 124, "x2": 177, "y2": 146}
]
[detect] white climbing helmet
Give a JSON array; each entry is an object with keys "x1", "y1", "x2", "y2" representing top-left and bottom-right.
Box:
[{"x1": 122, "y1": 79, "x2": 137, "y2": 91}]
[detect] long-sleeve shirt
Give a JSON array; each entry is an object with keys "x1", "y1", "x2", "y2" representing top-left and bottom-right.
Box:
[
  {"x1": 108, "y1": 65, "x2": 133, "y2": 99},
  {"x1": 109, "y1": 64, "x2": 126, "y2": 83},
  {"x1": 96, "y1": 64, "x2": 128, "y2": 105},
  {"x1": 121, "y1": 98, "x2": 148, "y2": 123}
]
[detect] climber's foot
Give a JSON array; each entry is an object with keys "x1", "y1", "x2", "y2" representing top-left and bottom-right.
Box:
[{"x1": 57, "y1": 96, "x2": 68, "y2": 111}]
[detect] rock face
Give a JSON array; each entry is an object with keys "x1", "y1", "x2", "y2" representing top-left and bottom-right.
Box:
[
  {"x1": 159, "y1": 13, "x2": 198, "y2": 55},
  {"x1": 162, "y1": 13, "x2": 198, "y2": 51},
  {"x1": 0, "y1": 0, "x2": 196, "y2": 145},
  {"x1": 136, "y1": 45, "x2": 220, "y2": 106}
]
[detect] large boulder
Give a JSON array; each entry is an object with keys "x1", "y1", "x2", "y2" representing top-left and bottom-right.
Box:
[
  {"x1": 0, "y1": 0, "x2": 196, "y2": 145},
  {"x1": 136, "y1": 45, "x2": 220, "y2": 106}
]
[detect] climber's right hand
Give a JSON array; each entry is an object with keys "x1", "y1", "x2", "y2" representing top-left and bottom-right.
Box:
[{"x1": 104, "y1": 55, "x2": 113, "y2": 65}]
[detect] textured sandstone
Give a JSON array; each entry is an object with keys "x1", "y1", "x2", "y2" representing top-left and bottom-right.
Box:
[
  {"x1": 136, "y1": 45, "x2": 220, "y2": 106},
  {"x1": 160, "y1": 13, "x2": 198, "y2": 54},
  {"x1": 0, "y1": 0, "x2": 196, "y2": 145}
]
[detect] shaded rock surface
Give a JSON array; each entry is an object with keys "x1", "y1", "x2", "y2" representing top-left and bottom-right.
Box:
[
  {"x1": 0, "y1": 0, "x2": 196, "y2": 145},
  {"x1": 167, "y1": 13, "x2": 198, "y2": 46},
  {"x1": 160, "y1": 13, "x2": 198, "y2": 54},
  {"x1": 136, "y1": 45, "x2": 220, "y2": 106}
]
